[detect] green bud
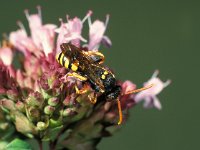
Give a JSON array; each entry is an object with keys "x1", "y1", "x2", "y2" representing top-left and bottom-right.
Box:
[
  {"x1": 37, "y1": 122, "x2": 48, "y2": 131},
  {"x1": 44, "y1": 106, "x2": 55, "y2": 115},
  {"x1": 50, "y1": 118, "x2": 62, "y2": 127},
  {"x1": 48, "y1": 97, "x2": 59, "y2": 106}
]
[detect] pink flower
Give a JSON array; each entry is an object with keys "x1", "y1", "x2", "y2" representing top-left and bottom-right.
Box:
[
  {"x1": 120, "y1": 80, "x2": 136, "y2": 110},
  {"x1": 88, "y1": 14, "x2": 112, "y2": 50},
  {"x1": 135, "y1": 70, "x2": 171, "y2": 110},
  {"x1": 25, "y1": 6, "x2": 57, "y2": 56},
  {"x1": 55, "y1": 19, "x2": 68, "y2": 53},
  {"x1": 0, "y1": 47, "x2": 13, "y2": 66},
  {"x1": 9, "y1": 22, "x2": 37, "y2": 56},
  {"x1": 55, "y1": 11, "x2": 92, "y2": 52}
]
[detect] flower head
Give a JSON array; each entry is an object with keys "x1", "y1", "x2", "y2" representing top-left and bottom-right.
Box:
[
  {"x1": 88, "y1": 14, "x2": 112, "y2": 50},
  {"x1": 55, "y1": 11, "x2": 92, "y2": 52},
  {"x1": 24, "y1": 6, "x2": 57, "y2": 56},
  {"x1": 0, "y1": 8, "x2": 169, "y2": 150}
]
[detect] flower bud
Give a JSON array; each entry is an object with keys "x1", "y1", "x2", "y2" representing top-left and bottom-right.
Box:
[
  {"x1": 37, "y1": 121, "x2": 48, "y2": 131},
  {"x1": 63, "y1": 108, "x2": 76, "y2": 117},
  {"x1": 48, "y1": 97, "x2": 59, "y2": 106},
  {"x1": 26, "y1": 92, "x2": 44, "y2": 107},
  {"x1": 44, "y1": 105, "x2": 55, "y2": 115}
]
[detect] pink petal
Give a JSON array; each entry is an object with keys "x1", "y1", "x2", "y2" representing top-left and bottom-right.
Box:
[
  {"x1": 135, "y1": 91, "x2": 150, "y2": 103},
  {"x1": 143, "y1": 97, "x2": 152, "y2": 108},
  {"x1": 0, "y1": 47, "x2": 13, "y2": 66},
  {"x1": 88, "y1": 20, "x2": 106, "y2": 50},
  {"x1": 153, "y1": 96, "x2": 162, "y2": 110},
  {"x1": 121, "y1": 80, "x2": 136, "y2": 94},
  {"x1": 9, "y1": 29, "x2": 37, "y2": 55},
  {"x1": 101, "y1": 36, "x2": 112, "y2": 48},
  {"x1": 56, "y1": 22, "x2": 69, "y2": 53},
  {"x1": 144, "y1": 78, "x2": 166, "y2": 95}
]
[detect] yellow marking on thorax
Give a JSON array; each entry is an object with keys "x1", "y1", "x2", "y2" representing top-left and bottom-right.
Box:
[
  {"x1": 101, "y1": 71, "x2": 109, "y2": 79},
  {"x1": 101, "y1": 74, "x2": 106, "y2": 79}
]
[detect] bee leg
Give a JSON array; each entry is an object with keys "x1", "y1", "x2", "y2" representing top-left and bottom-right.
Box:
[
  {"x1": 83, "y1": 51, "x2": 105, "y2": 64},
  {"x1": 75, "y1": 84, "x2": 89, "y2": 94},
  {"x1": 88, "y1": 93, "x2": 97, "y2": 104},
  {"x1": 67, "y1": 72, "x2": 87, "y2": 81},
  {"x1": 67, "y1": 72, "x2": 89, "y2": 94}
]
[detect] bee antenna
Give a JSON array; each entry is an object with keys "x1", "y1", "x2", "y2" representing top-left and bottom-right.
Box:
[
  {"x1": 117, "y1": 98, "x2": 123, "y2": 125},
  {"x1": 122, "y1": 84, "x2": 154, "y2": 96}
]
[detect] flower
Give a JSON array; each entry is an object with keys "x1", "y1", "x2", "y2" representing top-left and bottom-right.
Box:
[
  {"x1": 135, "y1": 70, "x2": 171, "y2": 110},
  {"x1": 88, "y1": 14, "x2": 112, "y2": 50},
  {"x1": 24, "y1": 6, "x2": 57, "y2": 56},
  {"x1": 55, "y1": 10, "x2": 92, "y2": 52},
  {"x1": 0, "y1": 7, "x2": 169, "y2": 150},
  {"x1": 120, "y1": 80, "x2": 136, "y2": 110},
  {"x1": 9, "y1": 22, "x2": 37, "y2": 56}
]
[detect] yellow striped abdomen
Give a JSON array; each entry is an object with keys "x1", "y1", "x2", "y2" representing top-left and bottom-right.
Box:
[{"x1": 56, "y1": 52, "x2": 78, "y2": 71}]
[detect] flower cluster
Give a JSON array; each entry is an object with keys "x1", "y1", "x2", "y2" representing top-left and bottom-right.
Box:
[{"x1": 0, "y1": 7, "x2": 170, "y2": 150}]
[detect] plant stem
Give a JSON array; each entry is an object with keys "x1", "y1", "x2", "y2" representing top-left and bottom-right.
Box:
[{"x1": 37, "y1": 139, "x2": 43, "y2": 150}]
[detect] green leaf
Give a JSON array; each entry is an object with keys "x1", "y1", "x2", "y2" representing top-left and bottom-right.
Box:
[{"x1": 6, "y1": 138, "x2": 32, "y2": 150}]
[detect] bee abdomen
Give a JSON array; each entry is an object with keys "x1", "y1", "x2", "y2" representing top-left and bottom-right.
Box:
[
  {"x1": 56, "y1": 52, "x2": 70, "y2": 69},
  {"x1": 56, "y1": 52, "x2": 78, "y2": 71}
]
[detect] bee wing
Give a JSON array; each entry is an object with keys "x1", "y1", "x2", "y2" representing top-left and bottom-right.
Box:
[
  {"x1": 82, "y1": 51, "x2": 104, "y2": 64},
  {"x1": 84, "y1": 64, "x2": 105, "y2": 93}
]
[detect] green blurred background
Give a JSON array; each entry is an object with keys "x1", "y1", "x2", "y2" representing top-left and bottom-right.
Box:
[{"x1": 0, "y1": 0, "x2": 199, "y2": 149}]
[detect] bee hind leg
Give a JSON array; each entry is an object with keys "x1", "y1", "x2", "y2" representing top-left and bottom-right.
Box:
[{"x1": 88, "y1": 93, "x2": 97, "y2": 104}]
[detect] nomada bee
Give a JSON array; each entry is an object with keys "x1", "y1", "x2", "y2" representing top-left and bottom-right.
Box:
[{"x1": 56, "y1": 43, "x2": 152, "y2": 125}]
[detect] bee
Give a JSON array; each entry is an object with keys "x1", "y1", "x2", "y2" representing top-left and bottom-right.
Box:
[{"x1": 56, "y1": 43, "x2": 152, "y2": 125}]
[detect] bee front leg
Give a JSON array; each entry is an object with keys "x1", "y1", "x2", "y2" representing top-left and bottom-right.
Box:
[
  {"x1": 67, "y1": 72, "x2": 87, "y2": 81},
  {"x1": 66, "y1": 72, "x2": 89, "y2": 94}
]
